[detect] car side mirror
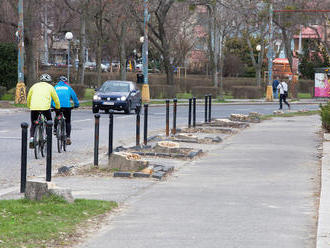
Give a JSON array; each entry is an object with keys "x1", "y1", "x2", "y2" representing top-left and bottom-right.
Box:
[{"x1": 94, "y1": 87, "x2": 99, "y2": 91}]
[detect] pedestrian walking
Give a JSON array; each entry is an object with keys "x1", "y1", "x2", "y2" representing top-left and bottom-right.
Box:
[
  {"x1": 277, "y1": 80, "x2": 290, "y2": 110},
  {"x1": 272, "y1": 77, "x2": 279, "y2": 99}
]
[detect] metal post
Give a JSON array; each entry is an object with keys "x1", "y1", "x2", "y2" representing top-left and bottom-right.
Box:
[
  {"x1": 208, "y1": 94, "x2": 212, "y2": 122},
  {"x1": 204, "y1": 95, "x2": 208, "y2": 123},
  {"x1": 193, "y1": 97, "x2": 196, "y2": 127},
  {"x1": 15, "y1": 0, "x2": 26, "y2": 105},
  {"x1": 266, "y1": 2, "x2": 274, "y2": 101},
  {"x1": 143, "y1": 104, "x2": 148, "y2": 145},
  {"x1": 188, "y1": 98, "x2": 192, "y2": 128},
  {"x1": 67, "y1": 41, "x2": 70, "y2": 84},
  {"x1": 46, "y1": 120, "x2": 53, "y2": 182},
  {"x1": 94, "y1": 114, "x2": 100, "y2": 166},
  {"x1": 108, "y1": 110, "x2": 114, "y2": 157},
  {"x1": 172, "y1": 98, "x2": 177, "y2": 135},
  {"x1": 166, "y1": 99, "x2": 170, "y2": 136},
  {"x1": 136, "y1": 105, "x2": 141, "y2": 146},
  {"x1": 141, "y1": 0, "x2": 150, "y2": 102},
  {"x1": 20, "y1": 122, "x2": 28, "y2": 193}
]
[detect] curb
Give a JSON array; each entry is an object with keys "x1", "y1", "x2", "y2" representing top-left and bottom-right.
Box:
[{"x1": 317, "y1": 134, "x2": 330, "y2": 247}]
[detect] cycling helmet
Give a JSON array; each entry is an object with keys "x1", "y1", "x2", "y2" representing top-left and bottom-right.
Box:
[
  {"x1": 59, "y1": 76, "x2": 68, "y2": 82},
  {"x1": 40, "y1": 73, "x2": 52, "y2": 82}
]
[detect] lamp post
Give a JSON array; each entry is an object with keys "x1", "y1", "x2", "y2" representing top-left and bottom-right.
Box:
[
  {"x1": 256, "y1": 44, "x2": 261, "y2": 88},
  {"x1": 141, "y1": 0, "x2": 150, "y2": 102},
  {"x1": 266, "y1": 2, "x2": 274, "y2": 101},
  {"x1": 15, "y1": 0, "x2": 26, "y2": 105},
  {"x1": 65, "y1": 32, "x2": 73, "y2": 84}
]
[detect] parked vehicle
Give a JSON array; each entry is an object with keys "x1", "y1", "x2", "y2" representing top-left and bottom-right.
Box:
[{"x1": 93, "y1": 80, "x2": 141, "y2": 114}]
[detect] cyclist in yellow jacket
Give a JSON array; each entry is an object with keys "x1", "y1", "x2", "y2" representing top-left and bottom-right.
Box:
[{"x1": 27, "y1": 74, "x2": 60, "y2": 148}]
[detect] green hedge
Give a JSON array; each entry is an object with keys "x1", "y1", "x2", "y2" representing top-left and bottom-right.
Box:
[
  {"x1": 321, "y1": 102, "x2": 330, "y2": 132},
  {"x1": 0, "y1": 43, "x2": 17, "y2": 90}
]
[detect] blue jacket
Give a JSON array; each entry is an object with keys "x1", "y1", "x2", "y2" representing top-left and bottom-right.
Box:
[
  {"x1": 272, "y1": 80, "x2": 279, "y2": 91},
  {"x1": 51, "y1": 81, "x2": 79, "y2": 108}
]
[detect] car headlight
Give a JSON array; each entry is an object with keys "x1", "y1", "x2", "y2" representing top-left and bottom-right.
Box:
[
  {"x1": 120, "y1": 96, "x2": 127, "y2": 101},
  {"x1": 93, "y1": 95, "x2": 101, "y2": 101}
]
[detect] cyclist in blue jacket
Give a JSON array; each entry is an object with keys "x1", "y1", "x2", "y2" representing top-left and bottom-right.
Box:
[{"x1": 52, "y1": 76, "x2": 79, "y2": 145}]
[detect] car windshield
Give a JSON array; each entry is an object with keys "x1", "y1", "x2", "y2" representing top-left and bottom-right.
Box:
[{"x1": 99, "y1": 82, "x2": 130, "y2": 93}]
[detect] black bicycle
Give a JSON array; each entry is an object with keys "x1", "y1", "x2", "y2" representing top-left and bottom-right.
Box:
[
  {"x1": 33, "y1": 112, "x2": 47, "y2": 159},
  {"x1": 54, "y1": 109, "x2": 66, "y2": 153}
]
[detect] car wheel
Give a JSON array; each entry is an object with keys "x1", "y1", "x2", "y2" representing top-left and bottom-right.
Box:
[
  {"x1": 124, "y1": 101, "x2": 131, "y2": 114},
  {"x1": 92, "y1": 107, "x2": 99, "y2": 113}
]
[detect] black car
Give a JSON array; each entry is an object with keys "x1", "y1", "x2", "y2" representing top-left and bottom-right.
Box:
[{"x1": 92, "y1": 80, "x2": 141, "y2": 114}]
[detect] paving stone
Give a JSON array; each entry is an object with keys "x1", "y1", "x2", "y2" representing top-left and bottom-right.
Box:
[
  {"x1": 153, "y1": 165, "x2": 164, "y2": 172},
  {"x1": 133, "y1": 172, "x2": 150, "y2": 178},
  {"x1": 57, "y1": 165, "x2": 74, "y2": 175},
  {"x1": 152, "y1": 171, "x2": 166, "y2": 180},
  {"x1": 114, "y1": 172, "x2": 131, "y2": 178},
  {"x1": 162, "y1": 166, "x2": 174, "y2": 172}
]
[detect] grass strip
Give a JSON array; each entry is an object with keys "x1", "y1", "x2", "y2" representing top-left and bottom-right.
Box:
[
  {"x1": 260, "y1": 110, "x2": 320, "y2": 120},
  {"x1": 0, "y1": 195, "x2": 117, "y2": 248}
]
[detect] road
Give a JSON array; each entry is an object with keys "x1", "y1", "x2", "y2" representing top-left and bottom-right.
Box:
[{"x1": 0, "y1": 103, "x2": 319, "y2": 191}]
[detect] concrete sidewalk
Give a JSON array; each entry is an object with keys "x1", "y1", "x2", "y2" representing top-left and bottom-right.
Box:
[
  {"x1": 0, "y1": 115, "x2": 325, "y2": 247},
  {"x1": 71, "y1": 115, "x2": 321, "y2": 248},
  {"x1": 53, "y1": 115, "x2": 322, "y2": 247}
]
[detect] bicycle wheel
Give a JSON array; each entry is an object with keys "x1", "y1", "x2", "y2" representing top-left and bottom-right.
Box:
[
  {"x1": 56, "y1": 121, "x2": 62, "y2": 153},
  {"x1": 34, "y1": 126, "x2": 41, "y2": 159},
  {"x1": 62, "y1": 120, "x2": 66, "y2": 152},
  {"x1": 40, "y1": 124, "x2": 47, "y2": 158}
]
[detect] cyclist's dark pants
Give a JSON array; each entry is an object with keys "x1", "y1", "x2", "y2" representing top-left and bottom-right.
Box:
[
  {"x1": 30, "y1": 110, "x2": 52, "y2": 138},
  {"x1": 54, "y1": 108, "x2": 72, "y2": 138}
]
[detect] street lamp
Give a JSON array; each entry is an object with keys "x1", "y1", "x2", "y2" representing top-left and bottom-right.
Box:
[
  {"x1": 15, "y1": 0, "x2": 27, "y2": 105},
  {"x1": 65, "y1": 32, "x2": 73, "y2": 83},
  {"x1": 141, "y1": 0, "x2": 150, "y2": 102},
  {"x1": 256, "y1": 44, "x2": 262, "y2": 88}
]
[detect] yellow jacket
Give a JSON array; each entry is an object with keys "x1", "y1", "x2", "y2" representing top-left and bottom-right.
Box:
[{"x1": 27, "y1": 82, "x2": 60, "y2": 110}]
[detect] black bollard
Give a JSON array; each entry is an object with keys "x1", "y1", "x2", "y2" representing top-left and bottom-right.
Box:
[
  {"x1": 172, "y1": 98, "x2": 177, "y2": 135},
  {"x1": 205, "y1": 95, "x2": 208, "y2": 123},
  {"x1": 193, "y1": 97, "x2": 196, "y2": 127},
  {"x1": 136, "y1": 105, "x2": 141, "y2": 146},
  {"x1": 94, "y1": 114, "x2": 100, "y2": 166},
  {"x1": 166, "y1": 99, "x2": 170, "y2": 136},
  {"x1": 20, "y1": 122, "x2": 28, "y2": 193},
  {"x1": 108, "y1": 110, "x2": 114, "y2": 157},
  {"x1": 144, "y1": 104, "x2": 148, "y2": 145},
  {"x1": 46, "y1": 120, "x2": 53, "y2": 182},
  {"x1": 188, "y1": 98, "x2": 192, "y2": 128},
  {"x1": 208, "y1": 94, "x2": 212, "y2": 122}
]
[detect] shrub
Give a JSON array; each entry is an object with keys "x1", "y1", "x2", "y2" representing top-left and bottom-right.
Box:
[
  {"x1": 70, "y1": 84, "x2": 87, "y2": 99},
  {"x1": 231, "y1": 86, "x2": 264, "y2": 99},
  {"x1": 0, "y1": 86, "x2": 6, "y2": 98},
  {"x1": 191, "y1": 86, "x2": 218, "y2": 98},
  {"x1": 320, "y1": 102, "x2": 330, "y2": 132},
  {"x1": 149, "y1": 85, "x2": 176, "y2": 98},
  {"x1": 0, "y1": 43, "x2": 17, "y2": 90}
]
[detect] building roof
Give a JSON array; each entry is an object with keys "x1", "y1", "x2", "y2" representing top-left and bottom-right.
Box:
[{"x1": 293, "y1": 25, "x2": 325, "y2": 39}]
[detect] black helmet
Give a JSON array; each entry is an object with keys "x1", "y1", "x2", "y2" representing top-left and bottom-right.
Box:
[{"x1": 40, "y1": 73, "x2": 52, "y2": 82}]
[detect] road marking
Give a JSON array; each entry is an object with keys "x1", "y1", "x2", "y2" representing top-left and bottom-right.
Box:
[
  {"x1": 0, "y1": 130, "x2": 8, "y2": 133},
  {"x1": 0, "y1": 137, "x2": 20, "y2": 139},
  {"x1": 116, "y1": 116, "x2": 133, "y2": 119},
  {"x1": 72, "y1": 118, "x2": 92, "y2": 123}
]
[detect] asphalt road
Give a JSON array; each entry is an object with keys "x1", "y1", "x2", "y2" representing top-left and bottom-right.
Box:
[{"x1": 0, "y1": 103, "x2": 319, "y2": 190}]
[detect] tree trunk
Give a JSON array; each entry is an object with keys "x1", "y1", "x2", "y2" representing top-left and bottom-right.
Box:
[
  {"x1": 96, "y1": 39, "x2": 102, "y2": 86},
  {"x1": 24, "y1": 2, "x2": 36, "y2": 87},
  {"x1": 78, "y1": 7, "x2": 86, "y2": 85},
  {"x1": 119, "y1": 22, "x2": 127, "y2": 80}
]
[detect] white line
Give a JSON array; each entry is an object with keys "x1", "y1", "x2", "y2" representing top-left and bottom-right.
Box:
[
  {"x1": 72, "y1": 118, "x2": 92, "y2": 123},
  {"x1": 0, "y1": 130, "x2": 8, "y2": 133},
  {"x1": 116, "y1": 116, "x2": 133, "y2": 119}
]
